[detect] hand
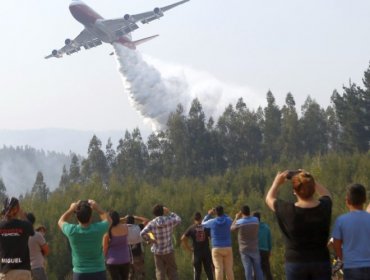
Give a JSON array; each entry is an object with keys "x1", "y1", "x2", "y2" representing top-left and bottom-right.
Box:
[
  {"x1": 272, "y1": 171, "x2": 289, "y2": 187},
  {"x1": 332, "y1": 259, "x2": 343, "y2": 275},
  {"x1": 235, "y1": 211, "x2": 242, "y2": 219},
  {"x1": 208, "y1": 208, "x2": 215, "y2": 215},
  {"x1": 88, "y1": 199, "x2": 98, "y2": 210},
  {"x1": 69, "y1": 201, "x2": 79, "y2": 212}
]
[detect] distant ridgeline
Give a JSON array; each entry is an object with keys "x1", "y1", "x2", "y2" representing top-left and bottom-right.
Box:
[{"x1": 0, "y1": 146, "x2": 72, "y2": 197}]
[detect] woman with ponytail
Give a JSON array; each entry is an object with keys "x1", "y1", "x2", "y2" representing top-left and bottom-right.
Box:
[{"x1": 103, "y1": 211, "x2": 130, "y2": 280}]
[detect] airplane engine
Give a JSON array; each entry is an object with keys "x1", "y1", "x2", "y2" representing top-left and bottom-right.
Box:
[
  {"x1": 153, "y1": 7, "x2": 163, "y2": 16},
  {"x1": 65, "y1": 38, "x2": 72, "y2": 45},
  {"x1": 124, "y1": 14, "x2": 131, "y2": 21},
  {"x1": 52, "y1": 49, "x2": 58, "y2": 56}
]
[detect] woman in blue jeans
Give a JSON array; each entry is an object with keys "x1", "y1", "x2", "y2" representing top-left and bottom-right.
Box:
[{"x1": 265, "y1": 170, "x2": 332, "y2": 280}]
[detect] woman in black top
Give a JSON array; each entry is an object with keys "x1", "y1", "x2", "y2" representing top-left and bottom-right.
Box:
[{"x1": 265, "y1": 170, "x2": 332, "y2": 280}]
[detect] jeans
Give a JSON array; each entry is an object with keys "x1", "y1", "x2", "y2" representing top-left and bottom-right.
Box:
[
  {"x1": 343, "y1": 267, "x2": 370, "y2": 280},
  {"x1": 285, "y1": 261, "x2": 331, "y2": 280},
  {"x1": 31, "y1": 267, "x2": 48, "y2": 280},
  {"x1": 240, "y1": 251, "x2": 263, "y2": 280},
  {"x1": 212, "y1": 247, "x2": 234, "y2": 280}
]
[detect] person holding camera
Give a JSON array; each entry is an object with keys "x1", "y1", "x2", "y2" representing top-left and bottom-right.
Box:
[
  {"x1": 202, "y1": 206, "x2": 234, "y2": 280},
  {"x1": 265, "y1": 170, "x2": 332, "y2": 280},
  {"x1": 140, "y1": 204, "x2": 181, "y2": 280},
  {"x1": 58, "y1": 200, "x2": 111, "y2": 280}
]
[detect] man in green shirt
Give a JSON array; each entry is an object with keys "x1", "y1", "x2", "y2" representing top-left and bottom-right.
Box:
[{"x1": 58, "y1": 200, "x2": 111, "y2": 280}]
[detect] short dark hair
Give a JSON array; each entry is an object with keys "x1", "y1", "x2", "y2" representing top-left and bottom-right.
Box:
[
  {"x1": 241, "y1": 205, "x2": 250, "y2": 216},
  {"x1": 252, "y1": 211, "x2": 261, "y2": 221},
  {"x1": 347, "y1": 183, "x2": 366, "y2": 206},
  {"x1": 153, "y1": 204, "x2": 164, "y2": 217},
  {"x1": 76, "y1": 200, "x2": 92, "y2": 224},
  {"x1": 127, "y1": 215, "x2": 135, "y2": 224},
  {"x1": 215, "y1": 206, "x2": 224, "y2": 216},
  {"x1": 26, "y1": 212, "x2": 36, "y2": 225},
  {"x1": 194, "y1": 212, "x2": 202, "y2": 221}
]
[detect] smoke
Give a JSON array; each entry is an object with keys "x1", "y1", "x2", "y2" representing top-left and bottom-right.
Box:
[{"x1": 114, "y1": 44, "x2": 263, "y2": 130}]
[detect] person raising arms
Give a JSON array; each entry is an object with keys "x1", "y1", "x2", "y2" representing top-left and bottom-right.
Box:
[{"x1": 265, "y1": 170, "x2": 332, "y2": 280}]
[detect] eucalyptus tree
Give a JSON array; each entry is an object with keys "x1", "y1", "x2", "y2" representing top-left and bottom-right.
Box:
[
  {"x1": 279, "y1": 93, "x2": 300, "y2": 159},
  {"x1": 115, "y1": 128, "x2": 149, "y2": 181},
  {"x1": 186, "y1": 98, "x2": 209, "y2": 176},
  {"x1": 166, "y1": 104, "x2": 189, "y2": 178},
  {"x1": 31, "y1": 171, "x2": 49, "y2": 202},
  {"x1": 81, "y1": 135, "x2": 108, "y2": 182},
  {"x1": 262, "y1": 91, "x2": 282, "y2": 162},
  {"x1": 300, "y1": 96, "x2": 328, "y2": 155}
]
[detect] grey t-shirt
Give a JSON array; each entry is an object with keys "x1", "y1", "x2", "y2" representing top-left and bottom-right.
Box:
[
  {"x1": 231, "y1": 216, "x2": 259, "y2": 253},
  {"x1": 28, "y1": 232, "x2": 46, "y2": 269}
]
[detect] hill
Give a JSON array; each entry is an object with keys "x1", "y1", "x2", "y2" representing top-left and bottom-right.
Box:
[{"x1": 0, "y1": 146, "x2": 73, "y2": 197}]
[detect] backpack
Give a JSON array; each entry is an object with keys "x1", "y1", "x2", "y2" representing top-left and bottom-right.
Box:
[{"x1": 127, "y1": 224, "x2": 142, "y2": 245}]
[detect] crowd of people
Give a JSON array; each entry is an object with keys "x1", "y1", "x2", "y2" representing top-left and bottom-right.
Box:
[{"x1": 0, "y1": 169, "x2": 369, "y2": 280}]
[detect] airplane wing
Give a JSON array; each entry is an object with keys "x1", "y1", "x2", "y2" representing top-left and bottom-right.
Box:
[
  {"x1": 102, "y1": 0, "x2": 190, "y2": 36},
  {"x1": 45, "y1": 29, "x2": 102, "y2": 59}
]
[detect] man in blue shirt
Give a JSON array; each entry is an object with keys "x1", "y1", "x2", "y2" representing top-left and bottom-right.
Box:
[
  {"x1": 202, "y1": 205, "x2": 234, "y2": 280},
  {"x1": 332, "y1": 183, "x2": 370, "y2": 279}
]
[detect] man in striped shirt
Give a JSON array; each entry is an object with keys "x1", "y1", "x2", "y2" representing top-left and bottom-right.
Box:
[
  {"x1": 231, "y1": 205, "x2": 263, "y2": 280},
  {"x1": 140, "y1": 204, "x2": 181, "y2": 280}
]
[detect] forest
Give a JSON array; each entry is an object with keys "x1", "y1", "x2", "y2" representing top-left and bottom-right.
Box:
[{"x1": 1, "y1": 63, "x2": 370, "y2": 279}]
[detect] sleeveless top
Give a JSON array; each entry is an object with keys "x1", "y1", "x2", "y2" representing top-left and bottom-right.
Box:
[{"x1": 106, "y1": 235, "x2": 130, "y2": 265}]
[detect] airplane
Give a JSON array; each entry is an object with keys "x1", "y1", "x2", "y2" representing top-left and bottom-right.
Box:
[{"x1": 45, "y1": 0, "x2": 190, "y2": 59}]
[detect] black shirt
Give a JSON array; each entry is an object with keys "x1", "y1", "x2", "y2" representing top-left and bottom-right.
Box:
[
  {"x1": 0, "y1": 219, "x2": 34, "y2": 273},
  {"x1": 274, "y1": 196, "x2": 332, "y2": 262},
  {"x1": 184, "y1": 224, "x2": 211, "y2": 254}
]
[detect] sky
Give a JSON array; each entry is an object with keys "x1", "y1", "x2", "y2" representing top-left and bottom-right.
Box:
[{"x1": 1, "y1": 0, "x2": 370, "y2": 138}]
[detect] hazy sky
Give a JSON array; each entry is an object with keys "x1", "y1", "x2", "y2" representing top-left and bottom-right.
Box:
[{"x1": 2, "y1": 0, "x2": 370, "y2": 136}]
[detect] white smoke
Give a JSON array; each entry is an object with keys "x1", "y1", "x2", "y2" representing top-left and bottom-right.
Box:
[{"x1": 114, "y1": 44, "x2": 263, "y2": 130}]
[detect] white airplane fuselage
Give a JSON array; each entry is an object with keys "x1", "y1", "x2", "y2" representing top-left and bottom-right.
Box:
[
  {"x1": 45, "y1": 0, "x2": 189, "y2": 58},
  {"x1": 69, "y1": 1, "x2": 133, "y2": 47}
]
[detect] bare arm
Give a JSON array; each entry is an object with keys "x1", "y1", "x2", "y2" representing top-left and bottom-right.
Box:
[
  {"x1": 315, "y1": 182, "x2": 331, "y2": 198},
  {"x1": 102, "y1": 233, "x2": 110, "y2": 257},
  {"x1": 88, "y1": 199, "x2": 111, "y2": 225},
  {"x1": 134, "y1": 215, "x2": 149, "y2": 225},
  {"x1": 181, "y1": 234, "x2": 193, "y2": 252},
  {"x1": 41, "y1": 243, "x2": 49, "y2": 256},
  {"x1": 266, "y1": 171, "x2": 288, "y2": 212},
  {"x1": 333, "y1": 238, "x2": 343, "y2": 261},
  {"x1": 58, "y1": 202, "x2": 78, "y2": 230},
  {"x1": 231, "y1": 211, "x2": 242, "y2": 231}
]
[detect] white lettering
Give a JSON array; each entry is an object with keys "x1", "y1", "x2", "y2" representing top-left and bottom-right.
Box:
[
  {"x1": 1, "y1": 233, "x2": 20, "y2": 237},
  {"x1": 1, "y1": 258, "x2": 22, "y2": 264}
]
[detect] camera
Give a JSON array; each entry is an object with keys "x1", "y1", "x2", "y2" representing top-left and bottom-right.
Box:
[{"x1": 286, "y1": 170, "x2": 301, "y2": 180}]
